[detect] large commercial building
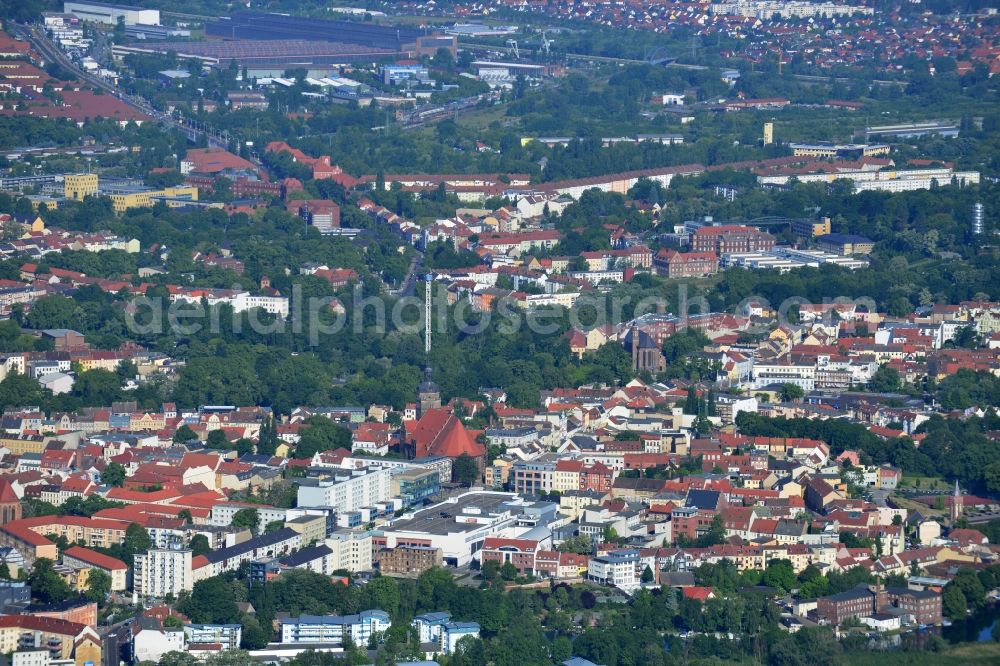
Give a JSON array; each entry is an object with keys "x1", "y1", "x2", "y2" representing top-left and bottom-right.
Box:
[
  {"x1": 789, "y1": 143, "x2": 890, "y2": 159},
  {"x1": 206, "y1": 12, "x2": 455, "y2": 58},
  {"x1": 691, "y1": 225, "x2": 776, "y2": 255},
  {"x1": 63, "y1": 1, "x2": 160, "y2": 26},
  {"x1": 133, "y1": 547, "x2": 193, "y2": 598},
  {"x1": 374, "y1": 492, "x2": 549, "y2": 567},
  {"x1": 104, "y1": 185, "x2": 199, "y2": 213},
  {"x1": 63, "y1": 173, "x2": 98, "y2": 201}
]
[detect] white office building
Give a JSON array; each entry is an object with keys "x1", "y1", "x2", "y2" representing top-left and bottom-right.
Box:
[{"x1": 297, "y1": 467, "x2": 391, "y2": 512}]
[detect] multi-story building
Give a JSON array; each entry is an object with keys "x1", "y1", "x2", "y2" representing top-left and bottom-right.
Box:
[
  {"x1": 579, "y1": 462, "x2": 614, "y2": 493},
  {"x1": 480, "y1": 537, "x2": 542, "y2": 575},
  {"x1": 106, "y1": 185, "x2": 199, "y2": 213},
  {"x1": 297, "y1": 467, "x2": 392, "y2": 512},
  {"x1": 884, "y1": 588, "x2": 942, "y2": 625},
  {"x1": 61, "y1": 545, "x2": 128, "y2": 592},
  {"x1": 653, "y1": 249, "x2": 719, "y2": 278},
  {"x1": 587, "y1": 549, "x2": 640, "y2": 591},
  {"x1": 185, "y1": 624, "x2": 242, "y2": 651},
  {"x1": 816, "y1": 233, "x2": 874, "y2": 256},
  {"x1": 714, "y1": 395, "x2": 759, "y2": 425},
  {"x1": 285, "y1": 514, "x2": 327, "y2": 546},
  {"x1": 691, "y1": 225, "x2": 775, "y2": 255},
  {"x1": 485, "y1": 426, "x2": 539, "y2": 450},
  {"x1": 326, "y1": 531, "x2": 373, "y2": 573},
  {"x1": 485, "y1": 457, "x2": 514, "y2": 489},
  {"x1": 511, "y1": 458, "x2": 556, "y2": 496},
  {"x1": 553, "y1": 459, "x2": 583, "y2": 493},
  {"x1": 0, "y1": 615, "x2": 100, "y2": 663},
  {"x1": 788, "y1": 143, "x2": 890, "y2": 158},
  {"x1": 193, "y1": 528, "x2": 301, "y2": 581},
  {"x1": 791, "y1": 217, "x2": 832, "y2": 238},
  {"x1": 63, "y1": 173, "x2": 98, "y2": 200},
  {"x1": 375, "y1": 492, "x2": 528, "y2": 567},
  {"x1": 280, "y1": 610, "x2": 390, "y2": 645},
  {"x1": 412, "y1": 613, "x2": 481, "y2": 655},
  {"x1": 133, "y1": 547, "x2": 193, "y2": 598},
  {"x1": 379, "y1": 545, "x2": 443, "y2": 577},
  {"x1": 390, "y1": 467, "x2": 440, "y2": 506}
]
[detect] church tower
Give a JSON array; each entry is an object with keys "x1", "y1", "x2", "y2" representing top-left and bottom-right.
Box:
[
  {"x1": 418, "y1": 366, "x2": 441, "y2": 417},
  {"x1": 951, "y1": 480, "x2": 963, "y2": 523}
]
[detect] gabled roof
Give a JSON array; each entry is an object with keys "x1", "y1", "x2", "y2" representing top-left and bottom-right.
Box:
[{"x1": 410, "y1": 408, "x2": 485, "y2": 459}]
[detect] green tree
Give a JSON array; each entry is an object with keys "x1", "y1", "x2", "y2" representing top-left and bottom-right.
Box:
[
  {"x1": 73, "y1": 369, "x2": 123, "y2": 405},
  {"x1": 240, "y1": 616, "x2": 270, "y2": 650},
  {"x1": 122, "y1": 523, "x2": 152, "y2": 565},
  {"x1": 869, "y1": 366, "x2": 901, "y2": 393},
  {"x1": 85, "y1": 568, "x2": 112, "y2": 603},
  {"x1": 762, "y1": 559, "x2": 797, "y2": 592},
  {"x1": 257, "y1": 416, "x2": 279, "y2": 456},
  {"x1": 102, "y1": 461, "x2": 126, "y2": 487},
  {"x1": 943, "y1": 583, "x2": 968, "y2": 620},
  {"x1": 500, "y1": 561, "x2": 518, "y2": 581},
  {"x1": 232, "y1": 508, "x2": 260, "y2": 534},
  {"x1": 641, "y1": 565, "x2": 654, "y2": 583},
  {"x1": 206, "y1": 429, "x2": 229, "y2": 449},
  {"x1": 452, "y1": 453, "x2": 479, "y2": 487},
  {"x1": 683, "y1": 387, "x2": 699, "y2": 415},
  {"x1": 173, "y1": 424, "x2": 198, "y2": 444},
  {"x1": 178, "y1": 576, "x2": 239, "y2": 624},
  {"x1": 163, "y1": 615, "x2": 184, "y2": 629},
  {"x1": 779, "y1": 383, "x2": 804, "y2": 403},
  {"x1": 189, "y1": 534, "x2": 212, "y2": 557},
  {"x1": 481, "y1": 559, "x2": 501, "y2": 580},
  {"x1": 28, "y1": 558, "x2": 73, "y2": 605},
  {"x1": 294, "y1": 416, "x2": 352, "y2": 459}
]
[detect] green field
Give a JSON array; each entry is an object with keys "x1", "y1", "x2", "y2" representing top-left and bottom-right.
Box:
[{"x1": 842, "y1": 641, "x2": 1000, "y2": 666}]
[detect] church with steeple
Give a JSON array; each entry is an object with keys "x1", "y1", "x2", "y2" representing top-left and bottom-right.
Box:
[
  {"x1": 398, "y1": 274, "x2": 487, "y2": 473},
  {"x1": 950, "y1": 479, "x2": 963, "y2": 524}
]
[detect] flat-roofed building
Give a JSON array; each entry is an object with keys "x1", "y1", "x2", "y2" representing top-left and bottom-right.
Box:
[{"x1": 379, "y1": 545, "x2": 442, "y2": 577}]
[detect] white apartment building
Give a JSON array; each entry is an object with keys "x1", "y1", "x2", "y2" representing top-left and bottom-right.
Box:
[
  {"x1": 750, "y1": 362, "x2": 816, "y2": 391},
  {"x1": 133, "y1": 547, "x2": 193, "y2": 598},
  {"x1": 280, "y1": 611, "x2": 390, "y2": 645},
  {"x1": 185, "y1": 624, "x2": 242, "y2": 651},
  {"x1": 587, "y1": 550, "x2": 640, "y2": 591},
  {"x1": 296, "y1": 467, "x2": 391, "y2": 512},
  {"x1": 326, "y1": 532, "x2": 373, "y2": 573},
  {"x1": 711, "y1": 1, "x2": 871, "y2": 19}
]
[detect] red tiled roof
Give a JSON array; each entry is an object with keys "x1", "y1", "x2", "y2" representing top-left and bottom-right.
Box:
[{"x1": 63, "y1": 545, "x2": 127, "y2": 571}]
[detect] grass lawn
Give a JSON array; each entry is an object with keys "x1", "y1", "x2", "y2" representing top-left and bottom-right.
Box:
[
  {"x1": 456, "y1": 104, "x2": 513, "y2": 131},
  {"x1": 842, "y1": 641, "x2": 1000, "y2": 666},
  {"x1": 898, "y1": 475, "x2": 950, "y2": 491},
  {"x1": 891, "y1": 493, "x2": 948, "y2": 519}
]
